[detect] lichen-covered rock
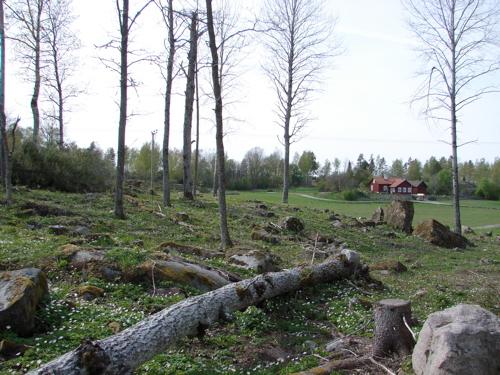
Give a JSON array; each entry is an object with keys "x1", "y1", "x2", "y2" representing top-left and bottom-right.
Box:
[
  {"x1": 280, "y1": 216, "x2": 304, "y2": 233},
  {"x1": 138, "y1": 259, "x2": 239, "y2": 292},
  {"x1": 229, "y1": 250, "x2": 282, "y2": 273},
  {"x1": 413, "y1": 304, "x2": 500, "y2": 375},
  {"x1": 414, "y1": 219, "x2": 470, "y2": 248},
  {"x1": 251, "y1": 229, "x2": 280, "y2": 244},
  {"x1": 386, "y1": 200, "x2": 414, "y2": 234},
  {"x1": 370, "y1": 260, "x2": 407, "y2": 273},
  {"x1": 0, "y1": 268, "x2": 48, "y2": 336},
  {"x1": 77, "y1": 285, "x2": 104, "y2": 301}
]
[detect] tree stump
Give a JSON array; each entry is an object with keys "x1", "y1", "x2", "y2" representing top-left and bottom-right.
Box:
[{"x1": 373, "y1": 299, "x2": 415, "y2": 357}]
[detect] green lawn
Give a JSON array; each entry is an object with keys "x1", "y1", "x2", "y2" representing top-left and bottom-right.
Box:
[{"x1": 228, "y1": 189, "x2": 500, "y2": 232}]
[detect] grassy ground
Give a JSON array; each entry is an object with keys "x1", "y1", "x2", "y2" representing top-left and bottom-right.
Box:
[
  {"x1": 229, "y1": 189, "x2": 500, "y2": 234},
  {"x1": 0, "y1": 186, "x2": 499, "y2": 374}
]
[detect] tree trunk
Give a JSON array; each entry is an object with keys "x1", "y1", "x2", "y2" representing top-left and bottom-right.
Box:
[
  {"x1": 212, "y1": 158, "x2": 218, "y2": 197},
  {"x1": 29, "y1": 253, "x2": 362, "y2": 374},
  {"x1": 450, "y1": 18, "x2": 461, "y2": 235},
  {"x1": 114, "y1": 0, "x2": 129, "y2": 219},
  {"x1": 53, "y1": 49, "x2": 64, "y2": 148},
  {"x1": 162, "y1": 0, "x2": 175, "y2": 207},
  {"x1": 192, "y1": 60, "x2": 200, "y2": 198},
  {"x1": 282, "y1": 137, "x2": 290, "y2": 203},
  {"x1": 206, "y1": 0, "x2": 232, "y2": 249},
  {"x1": 31, "y1": 1, "x2": 43, "y2": 145},
  {"x1": 0, "y1": 0, "x2": 11, "y2": 205},
  {"x1": 182, "y1": 11, "x2": 197, "y2": 201},
  {"x1": 373, "y1": 299, "x2": 415, "y2": 357}
]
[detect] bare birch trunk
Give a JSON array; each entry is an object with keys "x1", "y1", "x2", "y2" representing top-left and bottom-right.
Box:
[
  {"x1": 192, "y1": 60, "x2": 200, "y2": 198},
  {"x1": 29, "y1": 252, "x2": 361, "y2": 374},
  {"x1": 206, "y1": 0, "x2": 231, "y2": 249},
  {"x1": 31, "y1": 2, "x2": 43, "y2": 145},
  {"x1": 161, "y1": 0, "x2": 175, "y2": 207},
  {"x1": 0, "y1": 0, "x2": 11, "y2": 205},
  {"x1": 182, "y1": 11, "x2": 197, "y2": 201},
  {"x1": 114, "y1": 0, "x2": 129, "y2": 219}
]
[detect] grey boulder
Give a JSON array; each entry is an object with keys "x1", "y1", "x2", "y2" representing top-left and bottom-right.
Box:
[{"x1": 413, "y1": 304, "x2": 500, "y2": 375}]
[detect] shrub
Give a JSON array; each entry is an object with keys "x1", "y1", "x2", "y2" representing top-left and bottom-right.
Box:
[
  {"x1": 343, "y1": 189, "x2": 361, "y2": 201},
  {"x1": 475, "y1": 178, "x2": 500, "y2": 200},
  {"x1": 12, "y1": 141, "x2": 115, "y2": 192}
]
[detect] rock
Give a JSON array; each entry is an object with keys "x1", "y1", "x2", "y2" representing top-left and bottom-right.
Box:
[
  {"x1": 18, "y1": 201, "x2": 74, "y2": 217},
  {"x1": 71, "y1": 226, "x2": 90, "y2": 236},
  {"x1": 175, "y1": 212, "x2": 190, "y2": 222},
  {"x1": 258, "y1": 346, "x2": 289, "y2": 363},
  {"x1": 26, "y1": 221, "x2": 42, "y2": 230},
  {"x1": 370, "y1": 260, "x2": 408, "y2": 273},
  {"x1": 326, "y1": 338, "x2": 346, "y2": 352},
  {"x1": 372, "y1": 207, "x2": 385, "y2": 224},
  {"x1": 256, "y1": 209, "x2": 275, "y2": 218},
  {"x1": 49, "y1": 225, "x2": 69, "y2": 235},
  {"x1": 462, "y1": 226, "x2": 475, "y2": 235},
  {"x1": 328, "y1": 213, "x2": 340, "y2": 221},
  {"x1": 229, "y1": 250, "x2": 281, "y2": 273},
  {"x1": 340, "y1": 249, "x2": 360, "y2": 267},
  {"x1": 67, "y1": 249, "x2": 106, "y2": 268},
  {"x1": 0, "y1": 268, "x2": 49, "y2": 336},
  {"x1": 0, "y1": 340, "x2": 31, "y2": 360},
  {"x1": 137, "y1": 259, "x2": 239, "y2": 292},
  {"x1": 413, "y1": 304, "x2": 500, "y2": 375},
  {"x1": 156, "y1": 242, "x2": 224, "y2": 259},
  {"x1": 331, "y1": 220, "x2": 344, "y2": 228},
  {"x1": 279, "y1": 216, "x2": 304, "y2": 233},
  {"x1": 251, "y1": 229, "x2": 280, "y2": 244},
  {"x1": 303, "y1": 340, "x2": 318, "y2": 352},
  {"x1": 386, "y1": 200, "x2": 414, "y2": 234},
  {"x1": 414, "y1": 219, "x2": 470, "y2": 248},
  {"x1": 255, "y1": 203, "x2": 268, "y2": 210},
  {"x1": 77, "y1": 285, "x2": 104, "y2": 301}
]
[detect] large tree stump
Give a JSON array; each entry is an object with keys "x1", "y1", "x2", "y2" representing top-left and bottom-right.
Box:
[{"x1": 373, "y1": 299, "x2": 415, "y2": 357}]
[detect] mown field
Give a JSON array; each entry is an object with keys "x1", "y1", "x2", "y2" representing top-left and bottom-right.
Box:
[
  {"x1": 229, "y1": 188, "x2": 500, "y2": 234},
  {"x1": 0, "y1": 186, "x2": 499, "y2": 374}
]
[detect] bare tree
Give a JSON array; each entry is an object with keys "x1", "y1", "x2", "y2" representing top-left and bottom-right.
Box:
[
  {"x1": 111, "y1": 0, "x2": 153, "y2": 219},
  {"x1": 43, "y1": 0, "x2": 80, "y2": 148},
  {"x1": 6, "y1": 0, "x2": 47, "y2": 144},
  {"x1": 182, "y1": 10, "x2": 198, "y2": 200},
  {"x1": 156, "y1": 0, "x2": 178, "y2": 207},
  {"x1": 262, "y1": 0, "x2": 336, "y2": 203},
  {"x1": 0, "y1": 0, "x2": 10, "y2": 203},
  {"x1": 403, "y1": 0, "x2": 500, "y2": 234},
  {"x1": 205, "y1": 0, "x2": 232, "y2": 249}
]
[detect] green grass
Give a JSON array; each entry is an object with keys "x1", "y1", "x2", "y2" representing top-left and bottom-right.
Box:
[
  {"x1": 0, "y1": 186, "x2": 498, "y2": 374},
  {"x1": 228, "y1": 189, "x2": 500, "y2": 233}
]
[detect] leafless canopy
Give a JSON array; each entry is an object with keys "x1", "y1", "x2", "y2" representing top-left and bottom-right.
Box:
[
  {"x1": 262, "y1": 0, "x2": 337, "y2": 142},
  {"x1": 404, "y1": 0, "x2": 500, "y2": 120}
]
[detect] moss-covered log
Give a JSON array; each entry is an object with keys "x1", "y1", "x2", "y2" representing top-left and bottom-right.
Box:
[{"x1": 29, "y1": 250, "x2": 362, "y2": 375}]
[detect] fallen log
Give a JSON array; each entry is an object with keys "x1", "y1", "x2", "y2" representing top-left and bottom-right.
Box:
[
  {"x1": 292, "y1": 356, "x2": 371, "y2": 375},
  {"x1": 29, "y1": 250, "x2": 363, "y2": 375}
]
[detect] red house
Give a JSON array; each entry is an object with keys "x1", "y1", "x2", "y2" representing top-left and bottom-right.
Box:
[{"x1": 371, "y1": 177, "x2": 427, "y2": 195}]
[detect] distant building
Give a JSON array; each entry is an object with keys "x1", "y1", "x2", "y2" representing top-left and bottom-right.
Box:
[{"x1": 371, "y1": 177, "x2": 427, "y2": 195}]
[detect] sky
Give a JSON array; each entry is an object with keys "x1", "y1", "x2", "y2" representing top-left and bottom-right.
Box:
[{"x1": 5, "y1": 0, "x2": 500, "y2": 167}]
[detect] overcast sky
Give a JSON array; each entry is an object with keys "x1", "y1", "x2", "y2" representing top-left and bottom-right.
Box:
[{"x1": 6, "y1": 0, "x2": 500, "y2": 166}]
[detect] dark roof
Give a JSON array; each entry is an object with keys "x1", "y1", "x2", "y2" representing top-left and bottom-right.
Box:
[{"x1": 409, "y1": 180, "x2": 427, "y2": 187}]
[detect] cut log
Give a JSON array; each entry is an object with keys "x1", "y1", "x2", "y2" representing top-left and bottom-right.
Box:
[
  {"x1": 29, "y1": 251, "x2": 362, "y2": 374},
  {"x1": 373, "y1": 299, "x2": 415, "y2": 357}
]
